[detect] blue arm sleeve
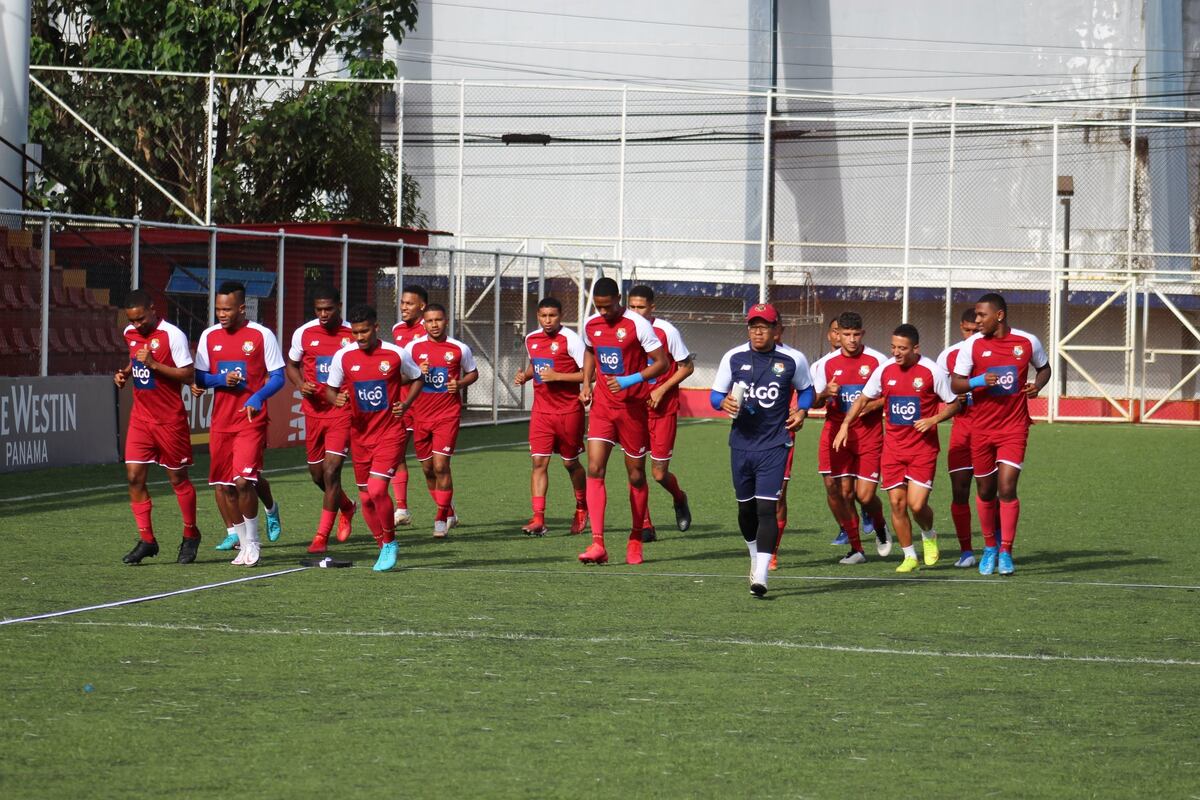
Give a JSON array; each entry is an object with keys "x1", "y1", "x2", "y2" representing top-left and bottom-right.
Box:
[
  {"x1": 615, "y1": 372, "x2": 644, "y2": 390},
  {"x1": 710, "y1": 390, "x2": 727, "y2": 411},
  {"x1": 245, "y1": 368, "x2": 286, "y2": 411},
  {"x1": 194, "y1": 370, "x2": 223, "y2": 389},
  {"x1": 968, "y1": 374, "x2": 988, "y2": 389},
  {"x1": 795, "y1": 385, "x2": 815, "y2": 410}
]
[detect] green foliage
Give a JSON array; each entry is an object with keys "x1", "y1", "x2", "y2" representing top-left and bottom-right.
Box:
[{"x1": 28, "y1": 0, "x2": 424, "y2": 225}]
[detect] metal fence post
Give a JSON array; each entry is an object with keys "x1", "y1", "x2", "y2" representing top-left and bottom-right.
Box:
[
  {"x1": 1049, "y1": 121, "x2": 1061, "y2": 421},
  {"x1": 943, "y1": 100, "x2": 956, "y2": 350},
  {"x1": 396, "y1": 243, "x2": 405, "y2": 322},
  {"x1": 207, "y1": 228, "x2": 217, "y2": 323},
  {"x1": 205, "y1": 71, "x2": 215, "y2": 226},
  {"x1": 340, "y1": 234, "x2": 349, "y2": 320},
  {"x1": 40, "y1": 218, "x2": 50, "y2": 377},
  {"x1": 1125, "y1": 106, "x2": 1138, "y2": 275},
  {"x1": 276, "y1": 230, "x2": 286, "y2": 344},
  {"x1": 455, "y1": 79, "x2": 465, "y2": 240},
  {"x1": 394, "y1": 77, "x2": 405, "y2": 228},
  {"x1": 131, "y1": 215, "x2": 141, "y2": 290},
  {"x1": 617, "y1": 86, "x2": 627, "y2": 262},
  {"x1": 538, "y1": 255, "x2": 545, "y2": 300},
  {"x1": 493, "y1": 251, "x2": 501, "y2": 424},
  {"x1": 901, "y1": 118, "x2": 914, "y2": 323},
  {"x1": 448, "y1": 249, "x2": 457, "y2": 339},
  {"x1": 757, "y1": 91, "x2": 772, "y2": 304}
]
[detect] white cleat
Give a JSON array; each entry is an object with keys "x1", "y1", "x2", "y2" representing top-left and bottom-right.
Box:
[
  {"x1": 838, "y1": 550, "x2": 867, "y2": 565},
  {"x1": 954, "y1": 552, "x2": 976, "y2": 568},
  {"x1": 393, "y1": 508, "x2": 412, "y2": 527},
  {"x1": 231, "y1": 549, "x2": 248, "y2": 565},
  {"x1": 241, "y1": 542, "x2": 261, "y2": 566},
  {"x1": 875, "y1": 527, "x2": 893, "y2": 558},
  {"x1": 447, "y1": 514, "x2": 459, "y2": 529},
  {"x1": 433, "y1": 520, "x2": 448, "y2": 539}
]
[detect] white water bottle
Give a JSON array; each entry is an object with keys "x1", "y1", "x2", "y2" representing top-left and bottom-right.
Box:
[{"x1": 729, "y1": 382, "x2": 746, "y2": 418}]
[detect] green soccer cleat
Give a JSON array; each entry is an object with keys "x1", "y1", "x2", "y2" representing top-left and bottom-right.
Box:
[
  {"x1": 922, "y1": 535, "x2": 939, "y2": 566},
  {"x1": 895, "y1": 556, "x2": 920, "y2": 574},
  {"x1": 266, "y1": 506, "x2": 282, "y2": 542}
]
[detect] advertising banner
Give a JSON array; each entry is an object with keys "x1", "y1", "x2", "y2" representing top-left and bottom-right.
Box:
[{"x1": 0, "y1": 376, "x2": 119, "y2": 472}]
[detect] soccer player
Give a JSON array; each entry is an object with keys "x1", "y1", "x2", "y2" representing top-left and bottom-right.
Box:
[
  {"x1": 950, "y1": 293, "x2": 1051, "y2": 576},
  {"x1": 771, "y1": 324, "x2": 797, "y2": 571},
  {"x1": 626, "y1": 285, "x2": 694, "y2": 540},
  {"x1": 810, "y1": 311, "x2": 891, "y2": 565},
  {"x1": 114, "y1": 290, "x2": 201, "y2": 565},
  {"x1": 513, "y1": 296, "x2": 588, "y2": 536},
  {"x1": 835, "y1": 324, "x2": 960, "y2": 572},
  {"x1": 390, "y1": 284, "x2": 428, "y2": 527},
  {"x1": 577, "y1": 277, "x2": 667, "y2": 566},
  {"x1": 936, "y1": 307, "x2": 984, "y2": 567},
  {"x1": 404, "y1": 303, "x2": 478, "y2": 537},
  {"x1": 193, "y1": 281, "x2": 286, "y2": 566},
  {"x1": 325, "y1": 305, "x2": 423, "y2": 571},
  {"x1": 711, "y1": 303, "x2": 812, "y2": 597},
  {"x1": 285, "y1": 286, "x2": 358, "y2": 554}
]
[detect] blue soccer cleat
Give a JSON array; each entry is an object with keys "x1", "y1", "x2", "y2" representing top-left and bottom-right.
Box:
[
  {"x1": 266, "y1": 505, "x2": 282, "y2": 542},
  {"x1": 954, "y1": 551, "x2": 976, "y2": 568},
  {"x1": 373, "y1": 541, "x2": 398, "y2": 572},
  {"x1": 214, "y1": 532, "x2": 240, "y2": 551},
  {"x1": 998, "y1": 550, "x2": 1015, "y2": 576},
  {"x1": 861, "y1": 513, "x2": 875, "y2": 535},
  {"x1": 830, "y1": 529, "x2": 849, "y2": 546},
  {"x1": 979, "y1": 546, "x2": 999, "y2": 576}
]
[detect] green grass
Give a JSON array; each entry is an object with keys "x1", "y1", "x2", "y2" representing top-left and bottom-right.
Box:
[{"x1": 2, "y1": 420, "x2": 1199, "y2": 798}]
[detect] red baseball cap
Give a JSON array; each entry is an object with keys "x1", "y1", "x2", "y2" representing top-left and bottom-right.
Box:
[{"x1": 746, "y1": 303, "x2": 779, "y2": 324}]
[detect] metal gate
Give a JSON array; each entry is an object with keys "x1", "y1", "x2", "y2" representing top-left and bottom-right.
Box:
[
  {"x1": 1140, "y1": 281, "x2": 1200, "y2": 426},
  {"x1": 1052, "y1": 277, "x2": 1137, "y2": 422}
]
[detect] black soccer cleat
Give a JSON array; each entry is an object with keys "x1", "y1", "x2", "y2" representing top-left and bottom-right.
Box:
[
  {"x1": 750, "y1": 582, "x2": 768, "y2": 598},
  {"x1": 674, "y1": 495, "x2": 692, "y2": 532},
  {"x1": 177, "y1": 533, "x2": 201, "y2": 564},
  {"x1": 123, "y1": 539, "x2": 160, "y2": 565},
  {"x1": 641, "y1": 526, "x2": 657, "y2": 543}
]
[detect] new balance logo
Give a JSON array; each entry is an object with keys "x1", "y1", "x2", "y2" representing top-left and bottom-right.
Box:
[{"x1": 740, "y1": 364, "x2": 751, "y2": 371}]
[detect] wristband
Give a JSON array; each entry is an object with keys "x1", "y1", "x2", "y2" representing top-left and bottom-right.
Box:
[
  {"x1": 615, "y1": 373, "x2": 644, "y2": 390},
  {"x1": 968, "y1": 374, "x2": 988, "y2": 389}
]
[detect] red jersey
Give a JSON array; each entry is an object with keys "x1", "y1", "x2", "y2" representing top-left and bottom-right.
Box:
[
  {"x1": 810, "y1": 346, "x2": 888, "y2": 435},
  {"x1": 936, "y1": 340, "x2": 979, "y2": 417},
  {"x1": 193, "y1": 321, "x2": 286, "y2": 432},
  {"x1": 525, "y1": 325, "x2": 585, "y2": 416},
  {"x1": 863, "y1": 356, "x2": 958, "y2": 454},
  {"x1": 952, "y1": 328, "x2": 1048, "y2": 432},
  {"x1": 288, "y1": 318, "x2": 355, "y2": 419},
  {"x1": 124, "y1": 319, "x2": 192, "y2": 426},
  {"x1": 583, "y1": 309, "x2": 662, "y2": 412},
  {"x1": 391, "y1": 319, "x2": 426, "y2": 349},
  {"x1": 646, "y1": 317, "x2": 691, "y2": 418},
  {"x1": 327, "y1": 341, "x2": 420, "y2": 445},
  {"x1": 404, "y1": 336, "x2": 478, "y2": 422}
]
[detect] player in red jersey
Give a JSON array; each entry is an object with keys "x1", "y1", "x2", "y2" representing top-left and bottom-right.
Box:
[
  {"x1": 810, "y1": 311, "x2": 891, "y2": 564},
  {"x1": 627, "y1": 285, "x2": 694, "y2": 541},
  {"x1": 389, "y1": 284, "x2": 428, "y2": 527},
  {"x1": 114, "y1": 290, "x2": 201, "y2": 565},
  {"x1": 404, "y1": 303, "x2": 478, "y2": 538},
  {"x1": 577, "y1": 277, "x2": 668, "y2": 566},
  {"x1": 326, "y1": 305, "x2": 423, "y2": 571},
  {"x1": 514, "y1": 296, "x2": 588, "y2": 536},
  {"x1": 950, "y1": 293, "x2": 1050, "y2": 577},
  {"x1": 936, "y1": 307, "x2": 984, "y2": 568},
  {"x1": 193, "y1": 281, "x2": 287, "y2": 566},
  {"x1": 770, "y1": 324, "x2": 799, "y2": 570},
  {"x1": 285, "y1": 285, "x2": 359, "y2": 554},
  {"x1": 836, "y1": 324, "x2": 961, "y2": 572}
]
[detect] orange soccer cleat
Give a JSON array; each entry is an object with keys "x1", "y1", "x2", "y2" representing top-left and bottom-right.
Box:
[
  {"x1": 626, "y1": 537, "x2": 644, "y2": 565},
  {"x1": 570, "y1": 507, "x2": 588, "y2": 535},
  {"x1": 336, "y1": 503, "x2": 356, "y2": 543},
  {"x1": 577, "y1": 543, "x2": 608, "y2": 564},
  {"x1": 307, "y1": 532, "x2": 329, "y2": 554}
]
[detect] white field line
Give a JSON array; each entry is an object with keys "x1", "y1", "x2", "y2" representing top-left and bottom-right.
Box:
[
  {"x1": 0, "y1": 568, "x2": 308, "y2": 626},
  {"x1": 41, "y1": 619, "x2": 1200, "y2": 668}
]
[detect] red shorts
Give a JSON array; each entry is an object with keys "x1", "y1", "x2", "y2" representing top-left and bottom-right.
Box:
[
  {"x1": 413, "y1": 416, "x2": 461, "y2": 461},
  {"x1": 587, "y1": 401, "x2": 649, "y2": 458},
  {"x1": 881, "y1": 445, "x2": 939, "y2": 490},
  {"x1": 647, "y1": 412, "x2": 679, "y2": 461},
  {"x1": 209, "y1": 426, "x2": 266, "y2": 485},
  {"x1": 819, "y1": 422, "x2": 881, "y2": 483},
  {"x1": 530, "y1": 409, "x2": 585, "y2": 460},
  {"x1": 352, "y1": 435, "x2": 405, "y2": 486},
  {"x1": 125, "y1": 419, "x2": 193, "y2": 470},
  {"x1": 306, "y1": 414, "x2": 351, "y2": 464},
  {"x1": 947, "y1": 415, "x2": 973, "y2": 473},
  {"x1": 971, "y1": 425, "x2": 1029, "y2": 478}
]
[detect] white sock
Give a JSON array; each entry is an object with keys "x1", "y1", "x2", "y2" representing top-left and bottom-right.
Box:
[
  {"x1": 225, "y1": 525, "x2": 236, "y2": 540},
  {"x1": 753, "y1": 552, "x2": 772, "y2": 585},
  {"x1": 244, "y1": 515, "x2": 260, "y2": 545},
  {"x1": 902, "y1": 544, "x2": 917, "y2": 560},
  {"x1": 920, "y1": 527, "x2": 936, "y2": 540},
  {"x1": 233, "y1": 521, "x2": 247, "y2": 547},
  {"x1": 265, "y1": 503, "x2": 278, "y2": 516},
  {"x1": 745, "y1": 539, "x2": 758, "y2": 558}
]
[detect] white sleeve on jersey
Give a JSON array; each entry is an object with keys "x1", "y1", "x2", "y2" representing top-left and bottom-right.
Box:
[
  {"x1": 563, "y1": 327, "x2": 586, "y2": 368},
  {"x1": 165, "y1": 322, "x2": 193, "y2": 368},
  {"x1": 252, "y1": 323, "x2": 286, "y2": 371},
  {"x1": 287, "y1": 323, "x2": 309, "y2": 363},
  {"x1": 862, "y1": 363, "x2": 887, "y2": 399},
  {"x1": 326, "y1": 348, "x2": 346, "y2": 389},
  {"x1": 953, "y1": 333, "x2": 983, "y2": 377},
  {"x1": 193, "y1": 327, "x2": 214, "y2": 372},
  {"x1": 925, "y1": 357, "x2": 959, "y2": 403},
  {"x1": 630, "y1": 311, "x2": 662, "y2": 355},
  {"x1": 656, "y1": 319, "x2": 691, "y2": 362},
  {"x1": 400, "y1": 346, "x2": 422, "y2": 379},
  {"x1": 809, "y1": 353, "x2": 829, "y2": 394},
  {"x1": 1022, "y1": 331, "x2": 1050, "y2": 369},
  {"x1": 784, "y1": 347, "x2": 812, "y2": 391},
  {"x1": 457, "y1": 341, "x2": 478, "y2": 374}
]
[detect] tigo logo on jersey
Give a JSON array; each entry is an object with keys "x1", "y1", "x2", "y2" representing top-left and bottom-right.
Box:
[
  {"x1": 532, "y1": 358, "x2": 553, "y2": 384},
  {"x1": 423, "y1": 366, "x2": 450, "y2": 393},
  {"x1": 315, "y1": 356, "x2": 333, "y2": 380},
  {"x1": 887, "y1": 396, "x2": 920, "y2": 426},
  {"x1": 354, "y1": 380, "x2": 388, "y2": 411},
  {"x1": 988, "y1": 365, "x2": 1019, "y2": 395},
  {"x1": 747, "y1": 382, "x2": 782, "y2": 408},
  {"x1": 596, "y1": 346, "x2": 624, "y2": 375},
  {"x1": 131, "y1": 360, "x2": 155, "y2": 389},
  {"x1": 216, "y1": 360, "x2": 247, "y2": 389},
  {"x1": 837, "y1": 384, "x2": 864, "y2": 409}
]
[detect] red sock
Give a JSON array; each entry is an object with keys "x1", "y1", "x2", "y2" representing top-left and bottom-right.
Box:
[
  {"x1": 574, "y1": 488, "x2": 586, "y2": 509},
  {"x1": 369, "y1": 480, "x2": 395, "y2": 543},
  {"x1": 586, "y1": 477, "x2": 606, "y2": 546},
  {"x1": 999, "y1": 499, "x2": 1020, "y2": 553},
  {"x1": 531, "y1": 495, "x2": 546, "y2": 522},
  {"x1": 773, "y1": 524, "x2": 785, "y2": 556},
  {"x1": 131, "y1": 499, "x2": 155, "y2": 543},
  {"x1": 950, "y1": 502, "x2": 973, "y2": 551},
  {"x1": 392, "y1": 472, "x2": 409, "y2": 508},
  {"x1": 433, "y1": 489, "x2": 453, "y2": 523},
  {"x1": 317, "y1": 509, "x2": 337, "y2": 537},
  {"x1": 359, "y1": 490, "x2": 383, "y2": 545},
  {"x1": 659, "y1": 472, "x2": 687, "y2": 503},
  {"x1": 337, "y1": 491, "x2": 355, "y2": 514},
  {"x1": 629, "y1": 482, "x2": 649, "y2": 534},
  {"x1": 642, "y1": 507, "x2": 653, "y2": 531},
  {"x1": 172, "y1": 480, "x2": 199, "y2": 536},
  {"x1": 976, "y1": 497, "x2": 999, "y2": 548},
  {"x1": 843, "y1": 514, "x2": 862, "y2": 552}
]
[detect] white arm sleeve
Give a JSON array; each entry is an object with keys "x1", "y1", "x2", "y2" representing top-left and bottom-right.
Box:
[
  {"x1": 459, "y1": 342, "x2": 478, "y2": 374},
  {"x1": 632, "y1": 313, "x2": 662, "y2": 354},
  {"x1": 257, "y1": 324, "x2": 286, "y2": 371},
  {"x1": 953, "y1": 336, "x2": 978, "y2": 377},
  {"x1": 810, "y1": 355, "x2": 828, "y2": 394}
]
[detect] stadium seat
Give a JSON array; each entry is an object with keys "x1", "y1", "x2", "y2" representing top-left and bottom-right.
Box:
[
  {"x1": 51, "y1": 283, "x2": 71, "y2": 309},
  {"x1": 16, "y1": 284, "x2": 38, "y2": 308},
  {"x1": 77, "y1": 328, "x2": 102, "y2": 353},
  {"x1": 109, "y1": 327, "x2": 129, "y2": 351},
  {"x1": 11, "y1": 328, "x2": 36, "y2": 355},
  {"x1": 61, "y1": 327, "x2": 83, "y2": 353},
  {"x1": 2, "y1": 283, "x2": 19, "y2": 310},
  {"x1": 0, "y1": 328, "x2": 12, "y2": 355},
  {"x1": 65, "y1": 286, "x2": 89, "y2": 309}
]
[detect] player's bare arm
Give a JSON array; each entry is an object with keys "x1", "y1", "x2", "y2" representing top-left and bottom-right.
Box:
[
  {"x1": 541, "y1": 366, "x2": 583, "y2": 384},
  {"x1": 951, "y1": 371, "x2": 999, "y2": 394},
  {"x1": 393, "y1": 374, "x2": 425, "y2": 416},
  {"x1": 579, "y1": 349, "x2": 595, "y2": 404},
  {"x1": 1023, "y1": 362, "x2": 1052, "y2": 397},
  {"x1": 113, "y1": 363, "x2": 133, "y2": 388},
  {"x1": 832, "y1": 393, "x2": 870, "y2": 451},
  {"x1": 861, "y1": 396, "x2": 886, "y2": 415},
  {"x1": 135, "y1": 344, "x2": 194, "y2": 384},
  {"x1": 785, "y1": 406, "x2": 808, "y2": 432},
  {"x1": 447, "y1": 368, "x2": 479, "y2": 394},
  {"x1": 513, "y1": 363, "x2": 533, "y2": 386},
  {"x1": 285, "y1": 357, "x2": 318, "y2": 397},
  {"x1": 648, "y1": 355, "x2": 694, "y2": 409},
  {"x1": 605, "y1": 347, "x2": 668, "y2": 394},
  {"x1": 913, "y1": 398, "x2": 961, "y2": 434}
]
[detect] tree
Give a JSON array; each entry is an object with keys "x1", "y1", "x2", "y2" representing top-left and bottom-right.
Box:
[{"x1": 29, "y1": 0, "x2": 425, "y2": 226}]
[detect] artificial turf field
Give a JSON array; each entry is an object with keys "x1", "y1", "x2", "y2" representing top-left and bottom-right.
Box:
[{"x1": 1, "y1": 419, "x2": 1198, "y2": 798}]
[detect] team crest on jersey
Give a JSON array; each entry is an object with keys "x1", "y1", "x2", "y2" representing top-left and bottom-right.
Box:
[
  {"x1": 242, "y1": 340, "x2": 255, "y2": 354},
  {"x1": 444, "y1": 351, "x2": 454, "y2": 363},
  {"x1": 859, "y1": 365, "x2": 871, "y2": 377},
  {"x1": 379, "y1": 360, "x2": 391, "y2": 373},
  {"x1": 550, "y1": 342, "x2": 559, "y2": 353},
  {"x1": 615, "y1": 328, "x2": 627, "y2": 341},
  {"x1": 912, "y1": 377, "x2": 925, "y2": 390},
  {"x1": 1013, "y1": 345, "x2": 1025, "y2": 358},
  {"x1": 150, "y1": 339, "x2": 160, "y2": 350},
  {"x1": 342, "y1": 337, "x2": 352, "y2": 346},
  {"x1": 771, "y1": 361, "x2": 785, "y2": 376}
]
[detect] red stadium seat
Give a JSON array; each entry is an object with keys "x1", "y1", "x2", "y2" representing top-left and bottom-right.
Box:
[
  {"x1": 0, "y1": 329, "x2": 12, "y2": 355},
  {"x1": 16, "y1": 284, "x2": 37, "y2": 308},
  {"x1": 48, "y1": 327, "x2": 66, "y2": 353},
  {"x1": 61, "y1": 327, "x2": 83, "y2": 353},
  {"x1": 77, "y1": 328, "x2": 101, "y2": 353},
  {"x1": 10, "y1": 328, "x2": 35, "y2": 355},
  {"x1": 65, "y1": 286, "x2": 89, "y2": 309},
  {"x1": 2, "y1": 284, "x2": 19, "y2": 310}
]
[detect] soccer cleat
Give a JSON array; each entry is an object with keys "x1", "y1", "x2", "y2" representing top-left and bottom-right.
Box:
[
  {"x1": 978, "y1": 546, "x2": 999, "y2": 576},
  {"x1": 830, "y1": 529, "x2": 849, "y2": 546},
  {"x1": 570, "y1": 508, "x2": 588, "y2": 535},
  {"x1": 521, "y1": 518, "x2": 548, "y2": 537},
  {"x1": 769, "y1": 553, "x2": 779, "y2": 571},
  {"x1": 214, "y1": 532, "x2": 240, "y2": 551},
  {"x1": 578, "y1": 543, "x2": 608, "y2": 564},
  {"x1": 674, "y1": 495, "x2": 692, "y2": 532},
  {"x1": 266, "y1": 506, "x2": 282, "y2": 542},
  {"x1": 895, "y1": 556, "x2": 920, "y2": 573},
  {"x1": 393, "y1": 507, "x2": 412, "y2": 527},
  {"x1": 875, "y1": 525, "x2": 892, "y2": 558},
  {"x1": 307, "y1": 533, "x2": 329, "y2": 554},
  {"x1": 177, "y1": 535, "x2": 201, "y2": 565},
  {"x1": 954, "y1": 551, "x2": 976, "y2": 568},
  {"x1": 626, "y1": 537, "x2": 644, "y2": 565},
  {"x1": 336, "y1": 503, "x2": 356, "y2": 543},
  {"x1": 750, "y1": 582, "x2": 768, "y2": 598},
  {"x1": 231, "y1": 548, "x2": 248, "y2": 566},
  {"x1": 373, "y1": 541, "x2": 399, "y2": 572},
  {"x1": 839, "y1": 549, "x2": 867, "y2": 565},
  {"x1": 123, "y1": 539, "x2": 159, "y2": 565},
  {"x1": 861, "y1": 513, "x2": 875, "y2": 535},
  {"x1": 922, "y1": 536, "x2": 940, "y2": 566},
  {"x1": 641, "y1": 526, "x2": 657, "y2": 543},
  {"x1": 448, "y1": 514, "x2": 460, "y2": 529},
  {"x1": 241, "y1": 541, "x2": 261, "y2": 567},
  {"x1": 433, "y1": 520, "x2": 448, "y2": 539},
  {"x1": 998, "y1": 551, "x2": 1015, "y2": 576}
]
